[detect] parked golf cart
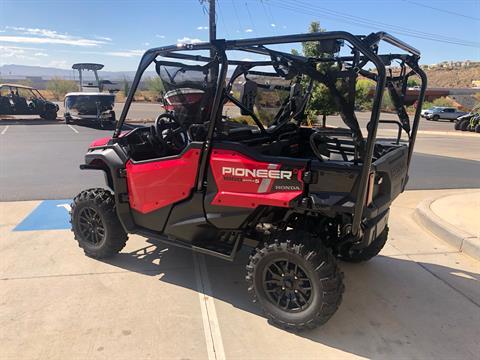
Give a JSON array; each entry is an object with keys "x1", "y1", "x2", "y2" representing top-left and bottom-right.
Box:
[
  {"x1": 0, "y1": 83, "x2": 58, "y2": 120},
  {"x1": 64, "y1": 63, "x2": 116, "y2": 127},
  {"x1": 71, "y1": 31, "x2": 426, "y2": 330}
]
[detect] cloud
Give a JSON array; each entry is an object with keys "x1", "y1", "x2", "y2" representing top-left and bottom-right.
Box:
[
  {"x1": 197, "y1": 26, "x2": 208, "y2": 30},
  {"x1": 95, "y1": 35, "x2": 112, "y2": 41},
  {"x1": 270, "y1": 23, "x2": 276, "y2": 27},
  {"x1": 0, "y1": 45, "x2": 40, "y2": 61},
  {"x1": 177, "y1": 37, "x2": 203, "y2": 44},
  {"x1": 143, "y1": 42, "x2": 150, "y2": 46},
  {"x1": 105, "y1": 49, "x2": 145, "y2": 58},
  {"x1": 0, "y1": 35, "x2": 105, "y2": 47},
  {"x1": 1, "y1": 26, "x2": 106, "y2": 47},
  {"x1": 48, "y1": 60, "x2": 69, "y2": 69},
  {"x1": 34, "y1": 52, "x2": 48, "y2": 57},
  {"x1": 155, "y1": 34, "x2": 166, "y2": 39},
  {"x1": 245, "y1": 29, "x2": 253, "y2": 33},
  {"x1": 7, "y1": 26, "x2": 71, "y2": 39}
]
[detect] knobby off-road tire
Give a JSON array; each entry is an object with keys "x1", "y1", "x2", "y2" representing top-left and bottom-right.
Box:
[
  {"x1": 475, "y1": 124, "x2": 480, "y2": 133},
  {"x1": 454, "y1": 121, "x2": 462, "y2": 130},
  {"x1": 460, "y1": 119, "x2": 470, "y2": 131},
  {"x1": 246, "y1": 238, "x2": 344, "y2": 331},
  {"x1": 71, "y1": 188, "x2": 128, "y2": 258},
  {"x1": 339, "y1": 226, "x2": 389, "y2": 263}
]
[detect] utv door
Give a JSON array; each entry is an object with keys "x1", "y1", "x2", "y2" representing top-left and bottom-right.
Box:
[{"x1": 124, "y1": 143, "x2": 202, "y2": 232}]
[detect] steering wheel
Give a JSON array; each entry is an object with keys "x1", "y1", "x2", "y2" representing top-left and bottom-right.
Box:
[{"x1": 154, "y1": 113, "x2": 189, "y2": 153}]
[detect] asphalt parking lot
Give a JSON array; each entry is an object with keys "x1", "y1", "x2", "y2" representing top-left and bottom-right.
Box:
[
  {"x1": 1, "y1": 108, "x2": 479, "y2": 359},
  {"x1": 1, "y1": 107, "x2": 479, "y2": 201}
]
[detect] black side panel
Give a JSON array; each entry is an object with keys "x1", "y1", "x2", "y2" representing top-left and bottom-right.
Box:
[
  {"x1": 309, "y1": 161, "x2": 361, "y2": 194},
  {"x1": 131, "y1": 206, "x2": 172, "y2": 232},
  {"x1": 164, "y1": 193, "x2": 218, "y2": 243},
  {"x1": 372, "y1": 146, "x2": 408, "y2": 201},
  {"x1": 204, "y1": 169, "x2": 254, "y2": 229}
]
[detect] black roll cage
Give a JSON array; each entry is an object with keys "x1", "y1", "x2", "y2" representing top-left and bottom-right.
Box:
[{"x1": 113, "y1": 31, "x2": 427, "y2": 237}]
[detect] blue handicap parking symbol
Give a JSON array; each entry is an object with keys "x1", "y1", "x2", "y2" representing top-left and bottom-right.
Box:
[{"x1": 14, "y1": 200, "x2": 72, "y2": 231}]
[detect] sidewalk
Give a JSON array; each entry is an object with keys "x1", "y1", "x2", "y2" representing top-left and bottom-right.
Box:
[{"x1": 416, "y1": 190, "x2": 480, "y2": 260}]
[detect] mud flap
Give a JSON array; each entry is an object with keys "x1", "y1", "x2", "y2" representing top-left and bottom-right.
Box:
[{"x1": 355, "y1": 209, "x2": 389, "y2": 249}]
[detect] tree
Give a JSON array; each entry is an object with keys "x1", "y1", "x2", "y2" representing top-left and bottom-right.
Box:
[
  {"x1": 297, "y1": 21, "x2": 337, "y2": 123},
  {"x1": 122, "y1": 77, "x2": 130, "y2": 97},
  {"x1": 47, "y1": 77, "x2": 78, "y2": 100}
]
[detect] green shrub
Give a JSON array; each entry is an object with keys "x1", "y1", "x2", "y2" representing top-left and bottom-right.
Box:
[
  {"x1": 381, "y1": 92, "x2": 394, "y2": 111},
  {"x1": 145, "y1": 77, "x2": 164, "y2": 94},
  {"x1": 407, "y1": 77, "x2": 420, "y2": 87},
  {"x1": 432, "y1": 97, "x2": 456, "y2": 107},
  {"x1": 355, "y1": 78, "x2": 374, "y2": 110},
  {"x1": 47, "y1": 77, "x2": 78, "y2": 100}
]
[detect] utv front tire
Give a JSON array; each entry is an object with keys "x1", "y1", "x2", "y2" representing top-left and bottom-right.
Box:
[
  {"x1": 71, "y1": 188, "x2": 128, "y2": 258},
  {"x1": 246, "y1": 239, "x2": 344, "y2": 331},
  {"x1": 339, "y1": 226, "x2": 389, "y2": 263},
  {"x1": 460, "y1": 119, "x2": 470, "y2": 131}
]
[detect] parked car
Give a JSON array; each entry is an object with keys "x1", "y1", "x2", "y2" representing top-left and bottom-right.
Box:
[
  {"x1": 0, "y1": 83, "x2": 59, "y2": 120},
  {"x1": 422, "y1": 106, "x2": 467, "y2": 121}
]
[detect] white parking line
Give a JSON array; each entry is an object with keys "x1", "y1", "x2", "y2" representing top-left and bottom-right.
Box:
[
  {"x1": 193, "y1": 253, "x2": 225, "y2": 360},
  {"x1": 1, "y1": 126, "x2": 9, "y2": 135},
  {"x1": 67, "y1": 125, "x2": 79, "y2": 134}
]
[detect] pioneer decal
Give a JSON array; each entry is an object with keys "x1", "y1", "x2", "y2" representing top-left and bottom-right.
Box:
[{"x1": 222, "y1": 167, "x2": 292, "y2": 180}]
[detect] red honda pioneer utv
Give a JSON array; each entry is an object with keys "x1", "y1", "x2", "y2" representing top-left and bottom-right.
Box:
[{"x1": 71, "y1": 31, "x2": 426, "y2": 330}]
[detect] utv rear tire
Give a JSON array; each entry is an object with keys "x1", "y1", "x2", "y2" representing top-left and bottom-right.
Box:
[
  {"x1": 71, "y1": 188, "x2": 128, "y2": 259},
  {"x1": 42, "y1": 109, "x2": 57, "y2": 121},
  {"x1": 454, "y1": 121, "x2": 462, "y2": 130},
  {"x1": 246, "y1": 238, "x2": 344, "y2": 331},
  {"x1": 339, "y1": 226, "x2": 389, "y2": 263}
]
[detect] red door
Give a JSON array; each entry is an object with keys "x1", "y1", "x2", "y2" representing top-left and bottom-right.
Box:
[{"x1": 125, "y1": 148, "x2": 201, "y2": 214}]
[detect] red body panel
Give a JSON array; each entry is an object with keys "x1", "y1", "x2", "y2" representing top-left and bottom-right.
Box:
[
  {"x1": 210, "y1": 149, "x2": 304, "y2": 209},
  {"x1": 126, "y1": 149, "x2": 201, "y2": 213},
  {"x1": 89, "y1": 131, "x2": 130, "y2": 148}
]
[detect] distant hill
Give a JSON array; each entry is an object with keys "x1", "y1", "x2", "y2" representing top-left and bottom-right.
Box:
[
  {"x1": 0, "y1": 64, "x2": 150, "y2": 81},
  {"x1": 1, "y1": 62, "x2": 479, "y2": 89},
  {"x1": 424, "y1": 65, "x2": 480, "y2": 88}
]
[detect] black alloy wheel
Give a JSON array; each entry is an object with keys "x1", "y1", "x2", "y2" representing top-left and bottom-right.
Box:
[
  {"x1": 77, "y1": 207, "x2": 105, "y2": 246},
  {"x1": 262, "y1": 258, "x2": 313, "y2": 312}
]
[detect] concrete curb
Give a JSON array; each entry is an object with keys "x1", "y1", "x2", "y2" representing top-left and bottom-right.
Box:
[
  {"x1": 415, "y1": 195, "x2": 480, "y2": 260},
  {"x1": 379, "y1": 129, "x2": 479, "y2": 138}
]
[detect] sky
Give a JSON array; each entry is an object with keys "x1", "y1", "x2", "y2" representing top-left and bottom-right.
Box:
[{"x1": 0, "y1": 0, "x2": 479, "y2": 72}]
